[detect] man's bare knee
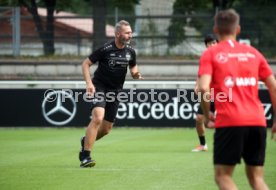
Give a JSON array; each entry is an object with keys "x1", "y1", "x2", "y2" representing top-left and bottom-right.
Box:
[{"x1": 91, "y1": 116, "x2": 103, "y2": 126}]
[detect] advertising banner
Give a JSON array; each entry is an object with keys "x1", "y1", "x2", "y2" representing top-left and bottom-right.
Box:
[{"x1": 0, "y1": 89, "x2": 273, "y2": 127}]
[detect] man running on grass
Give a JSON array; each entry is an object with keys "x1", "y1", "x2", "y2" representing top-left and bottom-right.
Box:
[{"x1": 79, "y1": 20, "x2": 143, "y2": 168}]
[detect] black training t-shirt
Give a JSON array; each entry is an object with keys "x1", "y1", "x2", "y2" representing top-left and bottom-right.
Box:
[{"x1": 88, "y1": 41, "x2": 136, "y2": 90}]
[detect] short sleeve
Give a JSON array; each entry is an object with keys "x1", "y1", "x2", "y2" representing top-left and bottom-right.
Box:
[
  {"x1": 198, "y1": 49, "x2": 213, "y2": 76},
  {"x1": 257, "y1": 51, "x2": 273, "y2": 81},
  {"x1": 88, "y1": 47, "x2": 104, "y2": 64}
]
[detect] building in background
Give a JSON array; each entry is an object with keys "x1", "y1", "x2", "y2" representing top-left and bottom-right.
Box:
[
  {"x1": 0, "y1": 1, "x2": 209, "y2": 57},
  {"x1": 0, "y1": 7, "x2": 115, "y2": 56}
]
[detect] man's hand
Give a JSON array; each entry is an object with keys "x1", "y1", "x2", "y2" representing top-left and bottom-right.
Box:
[
  {"x1": 132, "y1": 72, "x2": 144, "y2": 79},
  {"x1": 86, "y1": 82, "x2": 95, "y2": 97},
  {"x1": 194, "y1": 79, "x2": 199, "y2": 95},
  {"x1": 194, "y1": 84, "x2": 199, "y2": 95},
  {"x1": 204, "y1": 111, "x2": 215, "y2": 128},
  {"x1": 205, "y1": 120, "x2": 215, "y2": 128}
]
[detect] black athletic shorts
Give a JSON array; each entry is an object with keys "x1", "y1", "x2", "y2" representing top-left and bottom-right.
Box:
[
  {"x1": 214, "y1": 126, "x2": 267, "y2": 166},
  {"x1": 90, "y1": 88, "x2": 120, "y2": 123},
  {"x1": 197, "y1": 102, "x2": 215, "y2": 115}
]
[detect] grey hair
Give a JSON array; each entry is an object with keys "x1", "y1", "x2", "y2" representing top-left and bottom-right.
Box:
[{"x1": 115, "y1": 20, "x2": 130, "y2": 33}]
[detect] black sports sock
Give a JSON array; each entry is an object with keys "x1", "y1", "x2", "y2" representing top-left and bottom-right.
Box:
[
  {"x1": 83, "y1": 150, "x2": 91, "y2": 158},
  {"x1": 199, "y1": 136, "x2": 206, "y2": 146}
]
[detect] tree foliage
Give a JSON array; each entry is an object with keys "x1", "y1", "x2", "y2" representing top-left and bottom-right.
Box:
[
  {"x1": 88, "y1": 0, "x2": 140, "y2": 50},
  {"x1": 3, "y1": 0, "x2": 71, "y2": 55},
  {"x1": 167, "y1": 0, "x2": 212, "y2": 47},
  {"x1": 17, "y1": 0, "x2": 57, "y2": 55},
  {"x1": 168, "y1": 0, "x2": 276, "y2": 56},
  {"x1": 2, "y1": 0, "x2": 139, "y2": 55},
  {"x1": 233, "y1": 1, "x2": 276, "y2": 56}
]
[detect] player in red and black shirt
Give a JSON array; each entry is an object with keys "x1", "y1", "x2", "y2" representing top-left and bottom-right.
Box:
[
  {"x1": 198, "y1": 9, "x2": 276, "y2": 189},
  {"x1": 79, "y1": 20, "x2": 143, "y2": 168}
]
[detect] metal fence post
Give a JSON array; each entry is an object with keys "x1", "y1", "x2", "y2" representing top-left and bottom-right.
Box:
[
  {"x1": 115, "y1": 7, "x2": 118, "y2": 24},
  {"x1": 12, "y1": 7, "x2": 20, "y2": 57}
]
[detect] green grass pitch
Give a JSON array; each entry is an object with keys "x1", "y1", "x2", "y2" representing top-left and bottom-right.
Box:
[{"x1": 0, "y1": 127, "x2": 275, "y2": 190}]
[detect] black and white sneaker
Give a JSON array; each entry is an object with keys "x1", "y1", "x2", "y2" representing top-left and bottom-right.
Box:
[
  {"x1": 80, "y1": 157, "x2": 96, "y2": 168},
  {"x1": 79, "y1": 136, "x2": 85, "y2": 161},
  {"x1": 79, "y1": 136, "x2": 96, "y2": 168}
]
